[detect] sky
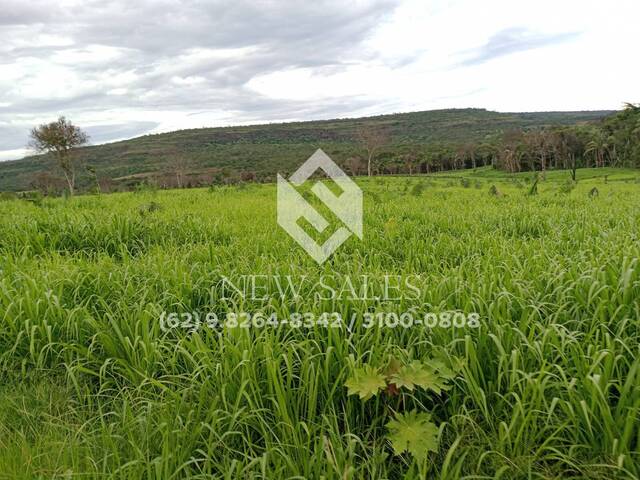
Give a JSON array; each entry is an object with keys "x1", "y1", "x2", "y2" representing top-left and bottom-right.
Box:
[{"x1": 0, "y1": 0, "x2": 638, "y2": 161}]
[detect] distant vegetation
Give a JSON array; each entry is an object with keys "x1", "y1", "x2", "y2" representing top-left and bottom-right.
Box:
[
  {"x1": 489, "y1": 103, "x2": 640, "y2": 178},
  {"x1": 1, "y1": 108, "x2": 626, "y2": 194}
]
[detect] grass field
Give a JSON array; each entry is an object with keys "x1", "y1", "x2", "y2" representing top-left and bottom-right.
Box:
[{"x1": 1, "y1": 168, "x2": 639, "y2": 479}]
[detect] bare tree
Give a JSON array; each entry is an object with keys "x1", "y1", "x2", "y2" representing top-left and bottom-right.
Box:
[
  {"x1": 500, "y1": 129, "x2": 524, "y2": 173},
  {"x1": 240, "y1": 170, "x2": 256, "y2": 182},
  {"x1": 529, "y1": 130, "x2": 550, "y2": 178},
  {"x1": 559, "y1": 130, "x2": 583, "y2": 181},
  {"x1": 356, "y1": 125, "x2": 390, "y2": 177},
  {"x1": 166, "y1": 151, "x2": 191, "y2": 188},
  {"x1": 30, "y1": 171, "x2": 65, "y2": 196},
  {"x1": 345, "y1": 156, "x2": 364, "y2": 176},
  {"x1": 29, "y1": 116, "x2": 89, "y2": 196}
]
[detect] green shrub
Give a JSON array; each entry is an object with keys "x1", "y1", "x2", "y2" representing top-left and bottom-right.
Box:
[
  {"x1": 411, "y1": 182, "x2": 426, "y2": 196},
  {"x1": 559, "y1": 178, "x2": 577, "y2": 194},
  {"x1": 0, "y1": 192, "x2": 17, "y2": 202}
]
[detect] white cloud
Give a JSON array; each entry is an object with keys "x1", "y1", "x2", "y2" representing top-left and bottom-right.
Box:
[
  {"x1": 0, "y1": 148, "x2": 29, "y2": 161},
  {"x1": 0, "y1": 0, "x2": 638, "y2": 160}
]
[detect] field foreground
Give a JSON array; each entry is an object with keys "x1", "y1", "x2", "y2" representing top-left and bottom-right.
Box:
[{"x1": 0, "y1": 168, "x2": 639, "y2": 479}]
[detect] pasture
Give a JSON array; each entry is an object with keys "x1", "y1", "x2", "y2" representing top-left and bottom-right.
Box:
[{"x1": 0, "y1": 168, "x2": 639, "y2": 479}]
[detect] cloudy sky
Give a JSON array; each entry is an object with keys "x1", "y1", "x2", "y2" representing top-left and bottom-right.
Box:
[{"x1": 0, "y1": 0, "x2": 637, "y2": 161}]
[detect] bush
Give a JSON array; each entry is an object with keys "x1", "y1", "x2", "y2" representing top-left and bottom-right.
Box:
[
  {"x1": 240, "y1": 171, "x2": 257, "y2": 182},
  {"x1": 411, "y1": 182, "x2": 426, "y2": 196},
  {"x1": 0, "y1": 192, "x2": 17, "y2": 202},
  {"x1": 134, "y1": 181, "x2": 158, "y2": 194},
  {"x1": 138, "y1": 201, "x2": 163, "y2": 216},
  {"x1": 528, "y1": 175, "x2": 539, "y2": 196},
  {"x1": 559, "y1": 178, "x2": 577, "y2": 194},
  {"x1": 18, "y1": 190, "x2": 44, "y2": 206}
]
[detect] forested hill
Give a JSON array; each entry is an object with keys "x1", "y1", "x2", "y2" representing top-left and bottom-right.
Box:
[{"x1": 0, "y1": 108, "x2": 613, "y2": 192}]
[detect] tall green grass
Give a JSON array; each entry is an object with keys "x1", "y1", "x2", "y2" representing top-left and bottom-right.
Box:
[{"x1": 0, "y1": 169, "x2": 639, "y2": 479}]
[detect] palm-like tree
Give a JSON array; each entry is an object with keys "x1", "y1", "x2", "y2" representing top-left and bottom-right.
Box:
[{"x1": 585, "y1": 131, "x2": 609, "y2": 168}]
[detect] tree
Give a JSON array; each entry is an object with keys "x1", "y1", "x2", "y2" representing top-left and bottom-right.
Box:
[
  {"x1": 499, "y1": 130, "x2": 524, "y2": 173},
  {"x1": 165, "y1": 150, "x2": 191, "y2": 188},
  {"x1": 555, "y1": 129, "x2": 583, "y2": 181},
  {"x1": 356, "y1": 125, "x2": 390, "y2": 177},
  {"x1": 477, "y1": 135, "x2": 500, "y2": 168},
  {"x1": 523, "y1": 130, "x2": 544, "y2": 173},
  {"x1": 453, "y1": 145, "x2": 466, "y2": 170},
  {"x1": 240, "y1": 170, "x2": 256, "y2": 182},
  {"x1": 30, "y1": 171, "x2": 65, "y2": 196},
  {"x1": 601, "y1": 103, "x2": 640, "y2": 167},
  {"x1": 462, "y1": 142, "x2": 478, "y2": 169},
  {"x1": 402, "y1": 150, "x2": 419, "y2": 175},
  {"x1": 345, "y1": 155, "x2": 364, "y2": 176},
  {"x1": 534, "y1": 130, "x2": 552, "y2": 177},
  {"x1": 585, "y1": 129, "x2": 609, "y2": 168},
  {"x1": 86, "y1": 165, "x2": 101, "y2": 194},
  {"x1": 29, "y1": 116, "x2": 89, "y2": 196},
  {"x1": 419, "y1": 151, "x2": 434, "y2": 174}
]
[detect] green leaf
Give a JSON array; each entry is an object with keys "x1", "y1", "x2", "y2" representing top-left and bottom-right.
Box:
[
  {"x1": 429, "y1": 359, "x2": 455, "y2": 380},
  {"x1": 386, "y1": 410, "x2": 439, "y2": 458},
  {"x1": 390, "y1": 360, "x2": 450, "y2": 394},
  {"x1": 432, "y1": 354, "x2": 465, "y2": 378},
  {"x1": 383, "y1": 356, "x2": 403, "y2": 377},
  {"x1": 431, "y1": 347, "x2": 465, "y2": 376},
  {"x1": 345, "y1": 364, "x2": 387, "y2": 400}
]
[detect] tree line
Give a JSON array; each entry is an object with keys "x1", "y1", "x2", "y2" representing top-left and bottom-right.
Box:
[
  {"x1": 25, "y1": 104, "x2": 639, "y2": 196},
  {"x1": 355, "y1": 103, "x2": 640, "y2": 178}
]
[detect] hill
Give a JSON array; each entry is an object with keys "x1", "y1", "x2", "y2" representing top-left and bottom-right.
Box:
[{"x1": 0, "y1": 108, "x2": 613, "y2": 192}]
